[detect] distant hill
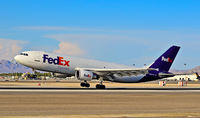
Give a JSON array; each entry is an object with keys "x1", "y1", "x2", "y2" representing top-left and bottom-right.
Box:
[
  {"x1": 187, "y1": 66, "x2": 200, "y2": 74},
  {"x1": 0, "y1": 60, "x2": 32, "y2": 73},
  {"x1": 171, "y1": 66, "x2": 200, "y2": 74}
]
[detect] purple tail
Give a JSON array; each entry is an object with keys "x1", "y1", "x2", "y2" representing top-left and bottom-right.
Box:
[{"x1": 149, "y1": 45, "x2": 180, "y2": 72}]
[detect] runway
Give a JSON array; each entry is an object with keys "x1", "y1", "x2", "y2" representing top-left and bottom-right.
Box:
[
  {"x1": 2, "y1": 87, "x2": 200, "y2": 93},
  {"x1": 0, "y1": 87, "x2": 200, "y2": 118},
  {"x1": 0, "y1": 87, "x2": 200, "y2": 93}
]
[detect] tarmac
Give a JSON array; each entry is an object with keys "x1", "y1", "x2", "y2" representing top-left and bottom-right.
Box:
[
  {"x1": 0, "y1": 81, "x2": 200, "y2": 118},
  {"x1": 0, "y1": 87, "x2": 200, "y2": 118}
]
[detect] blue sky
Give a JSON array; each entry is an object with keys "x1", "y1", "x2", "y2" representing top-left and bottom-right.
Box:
[{"x1": 0, "y1": 0, "x2": 200, "y2": 70}]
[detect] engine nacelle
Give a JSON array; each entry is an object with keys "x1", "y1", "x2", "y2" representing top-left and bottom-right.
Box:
[{"x1": 75, "y1": 70, "x2": 99, "y2": 81}]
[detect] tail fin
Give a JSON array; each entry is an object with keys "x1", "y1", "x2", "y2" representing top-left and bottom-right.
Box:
[
  {"x1": 149, "y1": 45, "x2": 180, "y2": 72},
  {"x1": 194, "y1": 72, "x2": 200, "y2": 80}
]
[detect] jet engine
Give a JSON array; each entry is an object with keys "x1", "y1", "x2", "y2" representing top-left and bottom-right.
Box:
[{"x1": 75, "y1": 70, "x2": 99, "y2": 81}]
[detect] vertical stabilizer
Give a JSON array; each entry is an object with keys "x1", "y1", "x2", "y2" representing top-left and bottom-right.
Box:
[{"x1": 149, "y1": 45, "x2": 180, "y2": 72}]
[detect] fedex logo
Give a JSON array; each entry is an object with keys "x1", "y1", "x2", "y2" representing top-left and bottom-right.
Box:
[
  {"x1": 84, "y1": 73, "x2": 91, "y2": 78},
  {"x1": 43, "y1": 54, "x2": 70, "y2": 67},
  {"x1": 161, "y1": 56, "x2": 173, "y2": 63}
]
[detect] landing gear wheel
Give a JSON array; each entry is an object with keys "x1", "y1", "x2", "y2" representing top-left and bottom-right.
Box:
[
  {"x1": 80, "y1": 82, "x2": 86, "y2": 87},
  {"x1": 80, "y1": 82, "x2": 90, "y2": 88},
  {"x1": 85, "y1": 83, "x2": 90, "y2": 88},
  {"x1": 96, "y1": 84, "x2": 105, "y2": 89}
]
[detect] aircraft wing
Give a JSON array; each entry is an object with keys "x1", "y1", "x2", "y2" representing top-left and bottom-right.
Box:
[{"x1": 75, "y1": 68, "x2": 155, "y2": 76}]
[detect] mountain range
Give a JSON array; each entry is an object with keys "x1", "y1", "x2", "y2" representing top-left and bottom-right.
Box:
[
  {"x1": 0, "y1": 60, "x2": 199, "y2": 74},
  {"x1": 170, "y1": 66, "x2": 200, "y2": 74},
  {"x1": 0, "y1": 60, "x2": 32, "y2": 73}
]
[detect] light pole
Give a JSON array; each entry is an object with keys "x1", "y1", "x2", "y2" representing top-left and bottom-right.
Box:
[{"x1": 184, "y1": 63, "x2": 187, "y2": 81}]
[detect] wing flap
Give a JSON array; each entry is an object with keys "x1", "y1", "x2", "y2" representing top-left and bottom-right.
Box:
[{"x1": 75, "y1": 67, "x2": 155, "y2": 76}]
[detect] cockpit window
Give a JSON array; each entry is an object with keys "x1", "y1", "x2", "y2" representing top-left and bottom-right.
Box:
[{"x1": 20, "y1": 53, "x2": 28, "y2": 56}]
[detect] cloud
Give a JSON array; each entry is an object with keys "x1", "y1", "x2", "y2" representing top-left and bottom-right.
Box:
[
  {"x1": 45, "y1": 34, "x2": 130, "y2": 41},
  {"x1": 45, "y1": 34, "x2": 86, "y2": 56},
  {"x1": 16, "y1": 26, "x2": 154, "y2": 33},
  {"x1": 0, "y1": 45, "x2": 2, "y2": 50},
  {"x1": 19, "y1": 26, "x2": 200, "y2": 48},
  {"x1": 0, "y1": 38, "x2": 25, "y2": 60},
  {"x1": 45, "y1": 33, "x2": 130, "y2": 57},
  {"x1": 16, "y1": 26, "x2": 71, "y2": 31},
  {"x1": 16, "y1": 26, "x2": 107, "y2": 32},
  {"x1": 53, "y1": 42, "x2": 84, "y2": 56}
]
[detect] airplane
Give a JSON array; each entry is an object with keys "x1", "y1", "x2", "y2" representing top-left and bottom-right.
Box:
[
  {"x1": 163, "y1": 72, "x2": 200, "y2": 81},
  {"x1": 14, "y1": 45, "x2": 180, "y2": 89}
]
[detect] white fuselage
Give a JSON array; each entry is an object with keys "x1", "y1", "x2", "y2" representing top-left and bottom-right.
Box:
[
  {"x1": 164, "y1": 74, "x2": 199, "y2": 81},
  {"x1": 14, "y1": 51, "x2": 145, "y2": 83}
]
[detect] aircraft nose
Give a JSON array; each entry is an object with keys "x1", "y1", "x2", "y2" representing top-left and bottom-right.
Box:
[{"x1": 14, "y1": 55, "x2": 20, "y2": 62}]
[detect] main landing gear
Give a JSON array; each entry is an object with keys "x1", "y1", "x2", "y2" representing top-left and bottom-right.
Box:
[
  {"x1": 80, "y1": 78, "x2": 106, "y2": 89},
  {"x1": 96, "y1": 77, "x2": 106, "y2": 89},
  {"x1": 96, "y1": 84, "x2": 105, "y2": 89},
  {"x1": 80, "y1": 81, "x2": 90, "y2": 88}
]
